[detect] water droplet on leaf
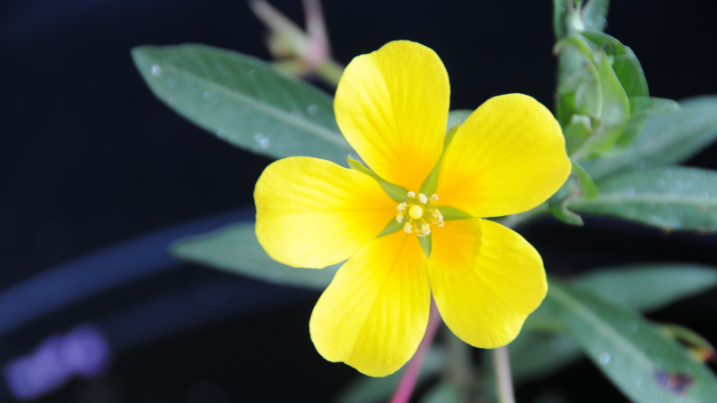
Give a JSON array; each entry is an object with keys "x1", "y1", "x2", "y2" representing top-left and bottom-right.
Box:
[
  {"x1": 628, "y1": 322, "x2": 639, "y2": 333},
  {"x1": 625, "y1": 187, "x2": 635, "y2": 198},
  {"x1": 634, "y1": 160, "x2": 646, "y2": 171},
  {"x1": 151, "y1": 64, "x2": 161, "y2": 76},
  {"x1": 702, "y1": 191, "x2": 709, "y2": 200},
  {"x1": 248, "y1": 69, "x2": 257, "y2": 79},
  {"x1": 203, "y1": 91, "x2": 212, "y2": 100},
  {"x1": 656, "y1": 178, "x2": 666, "y2": 188},
  {"x1": 599, "y1": 352, "x2": 611, "y2": 364},
  {"x1": 307, "y1": 104, "x2": 318, "y2": 115}
]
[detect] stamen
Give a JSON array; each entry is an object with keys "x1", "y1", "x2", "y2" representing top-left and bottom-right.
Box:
[
  {"x1": 430, "y1": 194, "x2": 439, "y2": 202},
  {"x1": 396, "y1": 212, "x2": 404, "y2": 223},
  {"x1": 418, "y1": 193, "x2": 428, "y2": 204},
  {"x1": 403, "y1": 222, "x2": 412, "y2": 233},
  {"x1": 421, "y1": 223, "x2": 431, "y2": 234},
  {"x1": 407, "y1": 191, "x2": 416, "y2": 198},
  {"x1": 397, "y1": 202, "x2": 406, "y2": 212}
]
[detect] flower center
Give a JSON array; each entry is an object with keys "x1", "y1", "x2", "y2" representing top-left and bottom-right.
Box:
[{"x1": 396, "y1": 191, "x2": 443, "y2": 237}]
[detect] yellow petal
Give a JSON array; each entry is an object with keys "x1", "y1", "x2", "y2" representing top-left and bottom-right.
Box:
[
  {"x1": 436, "y1": 94, "x2": 570, "y2": 217},
  {"x1": 255, "y1": 157, "x2": 396, "y2": 269},
  {"x1": 310, "y1": 231, "x2": 430, "y2": 376},
  {"x1": 428, "y1": 218, "x2": 547, "y2": 348},
  {"x1": 335, "y1": 40, "x2": 449, "y2": 192}
]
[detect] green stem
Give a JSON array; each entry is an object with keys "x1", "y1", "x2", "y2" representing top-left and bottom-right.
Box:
[
  {"x1": 315, "y1": 58, "x2": 344, "y2": 86},
  {"x1": 493, "y1": 346, "x2": 516, "y2": 403}
]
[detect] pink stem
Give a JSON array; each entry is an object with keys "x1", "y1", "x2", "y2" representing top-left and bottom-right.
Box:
[{"x1": 390, "y1": 300, "x2": 441, "y2": 403}]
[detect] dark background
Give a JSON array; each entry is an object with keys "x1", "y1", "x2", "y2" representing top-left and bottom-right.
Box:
[{"x1": 1, "y1": 0, "x2": 717, "y2": 402}]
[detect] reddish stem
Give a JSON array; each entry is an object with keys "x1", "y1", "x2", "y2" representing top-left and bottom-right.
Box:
[{"x1": 389, "y1": 300, "x2": 441, "y2": 403}]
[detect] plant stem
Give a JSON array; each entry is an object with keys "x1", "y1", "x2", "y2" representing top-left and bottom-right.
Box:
[
  {"x1": 493, "y1": 346, "x2": 515, "y2": 403},
  {"x1": 390, "y1": 300, "x2": 441, "y2": 403}
]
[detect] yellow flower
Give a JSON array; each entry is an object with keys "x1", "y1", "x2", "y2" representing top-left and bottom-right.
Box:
[{"x1": 254, "y1": 41, "x2": 571, "y2": 376}]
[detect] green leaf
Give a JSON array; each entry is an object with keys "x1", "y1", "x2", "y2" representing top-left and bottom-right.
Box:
[
  {"x1": 581, "y1": 31, "x2": 648, "y2": 98},
  {"x1": 613, "y1": 97, "x2": 681, "y2": 151},
  {"x1": 170, "y1": 223, "x2": 337, "y2": 290},
  {"x1": 132, "y1": 44, "x2": 351, "y2": 164},
  {"x1": 347, "y1": 157, "x2": 407, "y2": 202},
  {"x1": 573, "y1": 264, "x2": 717, "y2": 312},
  {"x1": 570, "y1": 49, "x2": 631, "y2": 159},
  {"x1": 518, "y1": 265, "x2": 717, "y2": 384},
  {"x1": 436, "y1": 206, "x2": 472, "y2": 221},
  {"x1": 335, "y1": 347, "x2": 445, "y2": 403},
  {"x1": 510, "y1": 330, "x2": 582, "y2": 383},
  {"x1": 569, "y1": 166, "x2": 717, "y2": 231},
  {"x1": 548, "y1": 281, "x2": 717, "y2": 403},
  {"x1": 548, "y1": 160, "x2": 597, "y2": 225},
  {"x1": 582, "y1": 96, "x2": 717, "y2": 180}
]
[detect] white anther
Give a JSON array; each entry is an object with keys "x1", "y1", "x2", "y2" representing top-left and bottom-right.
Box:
[
  {"x1": 397, "y1": 202, "x2": 406, "y2": 212},
  {"x1": 438, "y1": 222, "x2": 444, "y2": 227},
  {"x1": 418, "y1": 193, "x2": 428, "y2": 204},
  {"x1": 403, "y1": 222, "x2": 412, "y2": 233},
  {"x1": 407, "y1": 191, "x2": 416, "y2": 198},
  {"x1": 430, "y1": 194, "x2": 439, "y2": 202},
  {"x1": 421, "y1": 223, "x2": 431, "y2": 233},
  {"x1": 396, "y1": 212, "x2": 404, "y2": 223}
]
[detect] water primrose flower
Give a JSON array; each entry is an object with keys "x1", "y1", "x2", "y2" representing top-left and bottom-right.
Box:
[{"x1": 255, "y1": 40, "x2": 571, "y2": 376}]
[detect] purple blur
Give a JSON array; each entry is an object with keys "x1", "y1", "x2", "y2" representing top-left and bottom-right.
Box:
[{"x1": 4, "y1": 325, "x2": 111, "y2": 400}]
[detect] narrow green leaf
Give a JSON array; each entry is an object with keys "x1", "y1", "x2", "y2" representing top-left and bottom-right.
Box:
[
  {"x1": 582, "y1": 96, "x2": 717, "y2": 180},
  {"x1": 581, "y1": 30, "x2": 648, "y2": 98},
  {"x1": 170, "y1": 223, "x2": 337, "y2": 290},
  {"x1": 570, "y1": 166, "x2": 717, "y2": 231},
  {"x1": 132, "y1": 44, "x2": 351, "y2": 164},
  {"x1": 572, "y1": 159, "x2": 599, "y2": 198},
  {"x1": 553, "y1": 0, "x2": 574, "y2": 39},
  {"x1": 436, "y1": 206, "x2": 472, "y2": 221},
  {"x1": 518, "y1": 264, "x2": 717, "y2": 384},
  {"x1": 335, "y1": 347, "x2": 445, "y2": 403},
  {"x1": 347, "y1": 157, "x2": 407, "y2": 202},
  {"x1": 418, "y1": 235, "x2": 432, "y2": 258},
  {"x1": 549, "y1": 281, "x2": 717, "y2": 403},
  {"x1": 632, "y1": 97, "x2": 681, "y2": 116},
  {"x1": 573, "y1": 264, "x2": 717, "y2": 312},
  {"x1": 378, "y1": 218, "x2": 403, "y2": 237}
]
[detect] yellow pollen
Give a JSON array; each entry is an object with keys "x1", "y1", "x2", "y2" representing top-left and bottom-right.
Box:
[{"x1": 409, "y1": 205, "x2": 423, "y2": 220}]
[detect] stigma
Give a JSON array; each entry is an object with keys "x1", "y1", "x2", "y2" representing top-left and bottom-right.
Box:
[{"x1": 395, "y1": 191, "x2": 443, "y2": 237}]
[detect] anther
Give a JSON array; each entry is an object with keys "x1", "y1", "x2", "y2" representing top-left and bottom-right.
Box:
[
  {"x1": 418, "y1": 193, "x2": 428, "y2": 204},
  {"x1": 430, "y1": 194, "x2": 439, "y2": 202},
  {"x1": 396, "y1": 212, "x2": 404, "y2": 223},
  {"x1": 407, "y1": 191, "x2": 416, "y2": 198},
  {"x1": 397, "y1": 202, "x2": 406, "y2": 212},
  {"x1": 421, "y1": 223, "x2": 431, "y2": 234},
  {"x1": 403, "y1": 222, "x2": 412, "y2": 233}
]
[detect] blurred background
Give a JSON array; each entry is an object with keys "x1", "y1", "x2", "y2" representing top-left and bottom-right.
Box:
[{"x1": 1, "y1": 0, "x2": 717, "y2": 401}]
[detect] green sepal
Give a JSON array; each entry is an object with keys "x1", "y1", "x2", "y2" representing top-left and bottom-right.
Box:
[
  {"x1": 420, "y1": 122, "x2": 461, "y2": 196},
  {"x1": 378, "y1": 218, "x2": 403, "y2": 237},
  {"x1": 437, "y1": 206, "x2": 472, "y2": 221},
  {"x1": 548, "y1": 159, "x2": 598, "y2": 225},
  {"x1": 347, "y1": 156, "x2": 407, "y2": 202},
  {"x1": 417, "y1": 235, "x2": 432, "y2": 258},
  {"x1": 571, "y1": 159, "x2": 599, "y2": 198}
]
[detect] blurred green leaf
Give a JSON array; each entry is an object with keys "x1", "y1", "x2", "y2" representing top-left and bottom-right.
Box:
[
  {"x1": 582, "y1": 96, "x2": 717, "y2": 180},
  {"x1": 335, "y1": 347, "x2": 445, "y2": 403},
  {"x1": 170, "y1": 222, "x2": 338, "y2": 290},
  {"x1": 132, "y1": 44, "x2": 351, "y2": 164},
  {"x1": 510, "y1": 330, "x2": 582, "y2": 383},
  {"x1": 348, "y1": 157, "x2": 407, "y2": 202},
  {"x1": 570, "y1": 166, "x2": 717, "y2": 231},
  {"x1": 549, "y1": 281, "x2": 717, "y2": 403},
  {"x1": 518, "y1": 265, "x2": 717, "y2": 385},
  {"x1": 573, "y1": 264, "x2": 717, "y2": 311}
]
